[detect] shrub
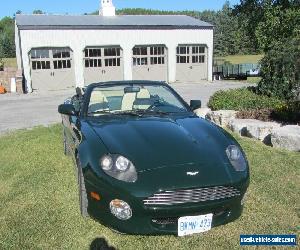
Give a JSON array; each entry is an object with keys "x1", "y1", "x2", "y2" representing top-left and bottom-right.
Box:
[
  {"x1": 0, "y1": 58, "x2": 4, "y2": 71},
  {"x1": 257, "y1": 37, "x2": 300, "y2": 100},
  {"x1": 272, "y1": 101, "x2": 300, "y2": 125},
  {"x1": 235, "y1": 101, "x2": 300, "y2": 125},
  {"x1": 207, "y1": 88, "x2": 285, "y2": 111},
  {"x1": 236, "y1": 109, "x2": 273, "y2": 122}
]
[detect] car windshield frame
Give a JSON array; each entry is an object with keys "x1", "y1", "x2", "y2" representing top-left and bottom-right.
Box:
[{"x1": 81, "y1": 81, "x2": 193, "y2": 118}]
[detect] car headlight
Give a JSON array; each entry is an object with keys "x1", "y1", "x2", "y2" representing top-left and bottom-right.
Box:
[
  {"x1": 226, "y1": 145, "x2": 247, "y2": 171},
  {"x1": 100, "y1": 155, "x2": 137, "y2": 182},
  {"x1": 110, "y1": 199, "x2": 132, "y2": 220}
]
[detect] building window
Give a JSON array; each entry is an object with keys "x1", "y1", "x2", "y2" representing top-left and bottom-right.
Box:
[
  {"x1": 133, "y1": 57, "x2": 148, "y2": 66},
  {"x1": 32, "y1": 60, "x2": 51, "y2": 70},
  {"x1": 31, "y1": 49, "x2": 50, "y2": 59},
  {"x1": 85, "y1": 49, "x2": 101, "y2": 58},
  {"x1": 53, "y1": 60, "x2": 71, "y2": 69},
  {"x1": 177, "y1": 56, "x2": 189, "y2": 64},
  {"x1": 104, "y1": 58, "x2": 120, "y2": 67},
  {"x1": 84, "y1": 47, "x2": 121, "y2": 68},
  {"x1": 104, "y1": 48, "x2": 120, "y2": 57},
  {"x1": 133, "y1": 47, "x2": 147, "y2": 56},
  {"x1": 177, "y1": 46, "x2": 189, "y2": 55}
]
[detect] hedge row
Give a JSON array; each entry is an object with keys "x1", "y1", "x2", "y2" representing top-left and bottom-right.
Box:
[{"x1": 207, "y1": 88, "x2": 285, "y2": 111}]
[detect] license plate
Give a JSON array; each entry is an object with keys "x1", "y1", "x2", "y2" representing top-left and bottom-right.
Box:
[{"x1": 178, "y1": 213, "x2": 213, "y2": 237}]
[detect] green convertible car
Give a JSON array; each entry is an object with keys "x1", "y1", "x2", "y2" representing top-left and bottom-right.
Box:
[{"x1": 58, "y1": 81, "x2": 249, "y2": 236}]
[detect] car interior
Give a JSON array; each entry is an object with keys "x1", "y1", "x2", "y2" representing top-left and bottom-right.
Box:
[{"x1": 88, "y1": 87, "x2": 152, "y2": 114}]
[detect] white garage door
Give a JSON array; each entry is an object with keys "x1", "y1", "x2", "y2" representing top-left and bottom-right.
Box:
[
  {"x1": 176, "y1": 45, "x2": 208, "y2": 82},
  {"x1": 132, "y1": 45, "x2": 168, "y2": 81},
  {"x1": 84, "y1": 46, "x2": 123, "y2": 85},
  {"x1": 30, "y1": 48, "x2": 75, "y2": 91}
]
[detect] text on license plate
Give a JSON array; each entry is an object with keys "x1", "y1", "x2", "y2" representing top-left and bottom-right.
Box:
[{"x1": 178, "y1": 213, "x2": 213, "y2": 237}]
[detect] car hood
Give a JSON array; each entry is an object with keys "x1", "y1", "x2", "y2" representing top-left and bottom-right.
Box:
[{"x1": 87, "y1": 116, "x2": 233, "y2": 174}]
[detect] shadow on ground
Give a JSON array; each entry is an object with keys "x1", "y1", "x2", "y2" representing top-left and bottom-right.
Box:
[{"x1": 90, "y1": 237, "x2": 116, "y2": 250}]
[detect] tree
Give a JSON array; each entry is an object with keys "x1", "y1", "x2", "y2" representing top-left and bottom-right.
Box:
[
  {"x1": 0, "y1": 17, "x2": 15, "y2": 58},
  {"x1": 33, "y1": 10, "x2": 45, "y2": 14},
  {"x1": 233, "y1": 0, "x2": 300, "y2": 100}
]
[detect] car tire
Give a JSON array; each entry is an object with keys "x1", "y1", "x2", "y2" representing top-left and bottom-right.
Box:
[{"x1": 76, "y1": 157, "x2": 89, "y2": 218}]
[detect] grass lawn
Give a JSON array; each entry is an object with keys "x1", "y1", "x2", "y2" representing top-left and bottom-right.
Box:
[
  {"x1": 2, "y1": 58, "x2": 17, "y2": 68},
  {"x1": 0, "y1": 125, "x2": 299, "y2": 250},
  {"x1": 214, "y1": 54, "x2": 263, "y2": 65}
]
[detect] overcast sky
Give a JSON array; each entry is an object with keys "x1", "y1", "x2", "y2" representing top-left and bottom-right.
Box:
[{"x1": 0, "y1": 0, "x2": 241, "y2": 18}]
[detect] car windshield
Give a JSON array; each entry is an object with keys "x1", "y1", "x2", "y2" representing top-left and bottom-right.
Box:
[{"x1": 87, "y1": 84, "x2": 188, "y2": 116}]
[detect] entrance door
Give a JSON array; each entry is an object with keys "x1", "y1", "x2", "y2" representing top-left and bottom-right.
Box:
[
  {"x1": 83, "y1": 46, "x2": 123, "y2": 85},
  {"x1": 30, "y1": 48, "x2": 75, "y2": 91},
  {"x1": 132, "y1": 45, "x2": 168, "y2": 81},
  {"x1": 176, "y1": 45, "x2": 208, "y2": 82}
]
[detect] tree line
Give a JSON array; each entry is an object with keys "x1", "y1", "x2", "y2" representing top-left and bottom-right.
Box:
[
  {"x1": 0, "y1": 2, "x2": 261, "y2": 59},
  {"x1": 1, "y1": 1, "x2": 298, "y2": 59}
]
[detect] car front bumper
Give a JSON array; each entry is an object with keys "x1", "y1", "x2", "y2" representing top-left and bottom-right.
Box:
[{"x1": 84, "y1": 168, "x2": 249, "y2": 235}]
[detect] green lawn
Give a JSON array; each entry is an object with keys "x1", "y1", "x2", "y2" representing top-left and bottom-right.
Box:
[
  {"x1": 214, "y1": 54, "x2": 263, "y2": 65},
  {"x1": 0, "y1": 125, "x2": 299, "y2": 250},
  {"x1": 2, "y1": 58, "x2": 17, "y2": 68}
]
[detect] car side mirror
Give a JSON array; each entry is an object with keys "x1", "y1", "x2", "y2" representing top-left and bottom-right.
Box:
[
  {"x1": 58, "y1": 104, "x2": 76, "y2": 116},
  {"x1": 190, "y1": 100, "x2": 202, "y2": 111}
]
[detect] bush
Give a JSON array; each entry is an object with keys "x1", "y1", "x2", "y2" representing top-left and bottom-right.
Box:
[
  {"x1": 235, "y1": 101, "x2": 300, "y2": 125},
  {"x1": 207, "y1": 88, "x2": 285, "y2": 111},
  {"x1": 257, "y1": 37, "x2": 300, "y2": 100},
  {"x1": 0, "y1": 58, "x2": 4, "y2": 71},
  {"x1": 272, "y1": 101, "x2": 300, "y2": 125},
  {"x1": 236, "y1": 109, "x2": 273, "y2": 122}
]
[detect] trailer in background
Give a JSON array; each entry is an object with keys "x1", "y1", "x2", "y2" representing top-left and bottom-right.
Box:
[{"x1": 213, "y1": 63, "x2": 260, "y2": 80}]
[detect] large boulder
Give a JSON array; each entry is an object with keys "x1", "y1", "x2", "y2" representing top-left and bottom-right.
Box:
[
  {"x1": 206, "y1": 110, "x2": 237, "y2": 127},
  {"x1": 194, "y1": 108, "x2": 211, "y2": 119},
  {"x1": 228, "y1": 119, "x2": 280, "y2": 145},
  {"x1": 271, "y1": 125, "x2": 300, "y2": 152}
]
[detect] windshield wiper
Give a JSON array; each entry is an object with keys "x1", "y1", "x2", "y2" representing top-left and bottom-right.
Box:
[
  {"x1": 112, "y1": 110, "x2": 143, "y2": 117},
  {"x1": 133, "y1": 109, "x2": 169, "y2": 116}
]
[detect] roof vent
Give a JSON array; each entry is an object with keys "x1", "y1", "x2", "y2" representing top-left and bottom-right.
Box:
[{"x1": 99, "y1": 0, "x2": 116, "y2": 16}]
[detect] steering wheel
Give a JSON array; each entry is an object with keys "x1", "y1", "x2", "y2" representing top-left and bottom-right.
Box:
[{"x1": 145, "y1": 100, "x2": 164, "y2": 112}]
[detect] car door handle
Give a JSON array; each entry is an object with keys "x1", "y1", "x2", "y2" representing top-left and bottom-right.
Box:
[
  {"x1": 189, "y1": 66, "x2": 193, "y2": 69},
  {"x1": 148, "y1": 68, "x2": 150, "y2": 72}
]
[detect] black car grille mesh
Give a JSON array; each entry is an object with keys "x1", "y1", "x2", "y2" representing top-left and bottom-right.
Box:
[{"x1": 143, "y1": 186, "x2": 240, "y2": 205}]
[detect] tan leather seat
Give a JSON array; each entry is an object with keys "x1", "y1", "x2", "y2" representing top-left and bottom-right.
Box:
[
  {"x1": 137, "y1": 88, "x2": 150, "y2": 99},
  {"x1": 121, "y1": 92, "x2": 136, "y2": 111},
  {"x1": 134, "y1": 88, "x2": 151, "y2": 109},
  {"x1": 88, "y1": 90, "x2": 109, "y2": 113}
]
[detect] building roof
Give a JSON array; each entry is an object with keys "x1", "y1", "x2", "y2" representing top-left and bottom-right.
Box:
[{"x1": 16, "y1": 14, "x2": 213, "y2": 30}]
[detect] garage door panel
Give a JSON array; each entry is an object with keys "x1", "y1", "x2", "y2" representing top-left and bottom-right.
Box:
[
  {"x1": 132, "y1": 45, "x2": 167, "y2": 81},
  {"x1": 83, "y1": 47, "x2": 123, "y2": 85},
  {"x1": 176, "y1": 45, "x2": 208, "y2": 82},
  {"x1": 30, "y1": 48, "x2": 75, "y2": 91}
]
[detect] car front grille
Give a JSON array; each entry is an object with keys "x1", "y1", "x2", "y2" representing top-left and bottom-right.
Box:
[{"x1": 143, "y1": 186, "x2": 240, "y2": 206}]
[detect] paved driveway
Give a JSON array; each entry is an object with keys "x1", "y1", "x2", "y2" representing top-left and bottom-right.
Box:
[{"x1": 0, "y1": 81, "x2": 252, "y2": 134}]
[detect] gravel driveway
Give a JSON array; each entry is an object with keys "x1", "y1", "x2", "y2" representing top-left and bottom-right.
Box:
[{"x1": 0, "y1": 81, "x2": 252, "y2": 134}]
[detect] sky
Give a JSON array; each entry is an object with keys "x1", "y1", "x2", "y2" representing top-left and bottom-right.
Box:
[{"x1": 0, "y1": 0, "x2": 241, "y2": 18}]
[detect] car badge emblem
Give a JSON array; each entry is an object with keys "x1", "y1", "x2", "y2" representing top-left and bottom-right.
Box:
[{"x1": 187, "y1": 171, "x2": 199, "y2": 176}]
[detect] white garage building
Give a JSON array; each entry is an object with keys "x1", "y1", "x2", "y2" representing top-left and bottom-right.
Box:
[{"x1": 15, "y1": 0, "x2": 213, "y2": 93}]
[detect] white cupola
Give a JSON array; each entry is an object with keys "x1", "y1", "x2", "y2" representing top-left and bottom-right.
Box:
[{"x1": 99, "y1": 0, "x2": 116, "y2": 16}]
